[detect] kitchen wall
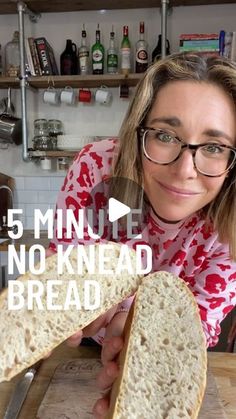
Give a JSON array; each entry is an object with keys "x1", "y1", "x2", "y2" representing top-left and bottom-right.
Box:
[{"x1": 0, "y1": 3, "x2": 236, "y2": 221}]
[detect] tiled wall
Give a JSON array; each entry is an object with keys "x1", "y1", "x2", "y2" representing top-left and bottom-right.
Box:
[{"x1": 13, "y1": 176, "x2": 65, "y2": 230}]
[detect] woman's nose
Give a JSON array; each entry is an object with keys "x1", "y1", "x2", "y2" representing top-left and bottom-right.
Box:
[{"x1": 170, "y1": 149, "x2": 198, "y2": 179}]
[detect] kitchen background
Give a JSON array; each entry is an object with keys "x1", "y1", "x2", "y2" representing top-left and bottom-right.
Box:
[{"x1": 0, "y1": 3, "x2": 236, "y2": 229}]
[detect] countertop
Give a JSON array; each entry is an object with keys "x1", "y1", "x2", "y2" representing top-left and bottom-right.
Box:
[
  {"x1": 0, "y1": 230, "x2": 50, "y2": 251},
  {"x1": 0, "y1": 343, "x2": 235, "y2": 419}
]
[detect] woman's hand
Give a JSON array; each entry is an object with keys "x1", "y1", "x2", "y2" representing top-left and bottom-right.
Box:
[
  {"x1": 66, "y1": 305, "x2": 119, "y2": 347},
  {"x1": 92, "y1": 311, "x2": 128, "y2": 419}
]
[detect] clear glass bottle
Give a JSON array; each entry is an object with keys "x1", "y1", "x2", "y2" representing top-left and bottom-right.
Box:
[
  {"x1": 78, "y1": 24, "x2": 90, "y2": 75},
  {"x1": 107, "y1": 26, "x2": 118, "y2": 74},
  {"x1": 92, "y1": 24, "x2": 105, "y2": 75},
  {"x1": 5, "y1": 31, "x2": 20, "y2": 77},
  {"x1": 135, "y1": 22, "x2": 148, "y2": 73},
  {"x1": 120, "y1": 25, "x2": 131, "y2": 75}
]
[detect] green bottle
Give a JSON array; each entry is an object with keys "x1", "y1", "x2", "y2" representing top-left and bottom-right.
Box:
[{"x1": 92, "y1": 24, "x2": 104, "y2": 74}]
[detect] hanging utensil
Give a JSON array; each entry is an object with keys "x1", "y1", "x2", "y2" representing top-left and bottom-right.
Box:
[{"x1": 7, "y1": 87, "x2": 15, "y2": 115}]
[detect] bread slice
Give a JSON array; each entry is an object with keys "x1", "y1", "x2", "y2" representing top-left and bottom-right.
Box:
[
  {"x1": 0, "y1": 242, "x2": 143, "y2": 382},
  {"x1": 106, "y1": 271, "x2": 207, "y2": 419}
]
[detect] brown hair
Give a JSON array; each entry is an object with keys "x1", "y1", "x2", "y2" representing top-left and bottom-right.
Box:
[{"x1": 112, "y1": 52, "x2": 236, "y2": 259}]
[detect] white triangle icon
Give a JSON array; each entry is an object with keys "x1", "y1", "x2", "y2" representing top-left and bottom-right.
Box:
[{"x1": 108, "y1": 197, "x2": 131, "y2": 222}]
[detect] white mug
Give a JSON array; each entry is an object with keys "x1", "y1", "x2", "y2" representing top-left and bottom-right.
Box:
[
  {"x1": 95, "y1": 86, "x2": 112, "y2": 105},
  {"x1": 43, "y1": 87, "x2": 60, "y2": 105},
  {"x1": 60, "y1": 86, "x2": 76, "y2": 105}
]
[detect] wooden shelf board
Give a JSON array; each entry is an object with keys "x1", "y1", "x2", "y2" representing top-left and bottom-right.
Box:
[
  {"x1": 0, "y1": 74, "x2": 142, "y2": 89},
  {"x1": 0, "y1": 77, "x2": 20, "y2": 88},
  {"x1": 28, "y1": 150, "x2": 78, "y2": 158},
  {"x1": 0, "y1": 1, "x2": 235, "y2": 14}
]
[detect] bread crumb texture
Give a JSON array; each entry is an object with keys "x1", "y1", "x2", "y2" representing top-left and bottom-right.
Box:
[
  {"x1": 110, "y1": 272, "x2": 207, "y2": 419},
  {"x1": 0, "y1": 243, "x2": 142, "y2": 382}
]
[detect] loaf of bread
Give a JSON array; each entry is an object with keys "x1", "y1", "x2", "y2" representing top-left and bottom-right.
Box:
[
  {"x1": 0, "y1": 242, "x2": 143, "y2": 382},
  {"x1": 106, "y1": 272, "x2": 207, "y2": 419}
]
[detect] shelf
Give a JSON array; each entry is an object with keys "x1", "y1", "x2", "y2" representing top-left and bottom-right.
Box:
[
  {"x1": 0, "y1": 1, "x2": 235, "y2": 14},
  {"x1": 0, "y1": 74, "x2": 143, "y2": 89},
  {"x1": 28, "y1": 150, "x2": 78, "y2": 158}
]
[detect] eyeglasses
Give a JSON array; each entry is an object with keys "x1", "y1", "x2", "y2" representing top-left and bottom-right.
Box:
[{"x1": 138, "y1": 127, "x2": 236, "y2": 177}]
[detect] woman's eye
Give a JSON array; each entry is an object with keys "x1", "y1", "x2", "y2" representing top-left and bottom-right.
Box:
[
  {"x1": 156, "y1": 132, "x2": 176, "y2": 143},
  {"x1": 204, "y1": 144, "x2": 225, "y2": 154}
]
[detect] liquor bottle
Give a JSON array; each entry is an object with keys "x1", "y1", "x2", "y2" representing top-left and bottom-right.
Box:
[
  {"x1": 107, "y1": 26, "x2": 118, "y2": 74},
  {"x1": 152, "y1": 34, "x2": 170, "y2": 63},
  {"x1": 78, "y1": 24, "x2": 90, "y2": 75},
  {"x1": 120, "y1": 25, "x2": 131, "y2": 75},
  {"x1": 135, "y1": 21, "x2": 148, "y2": 73},
  {"x1": 60, "y1": 39, "x2": 77, "y2": 75},
  {"x1": 92, "y1": 24, "x2": 104, "y2": 75}
]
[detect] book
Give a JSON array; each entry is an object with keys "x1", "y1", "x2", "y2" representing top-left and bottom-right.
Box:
[
  {"x1": 223, "y1": 31, "x2": 233, "y2": 58},
  {"x1": 230, "y1": 32, "x2": 236, "y2": 61},
  {"x1": 180, "y1": 33, "x2": 219, "y2": 40},
  {"x1": 25, "y1": 38, "x2": 35, "y2": 75},
  {"x1": 28, "y1": 37, "x2": 42, "y2": 76},
  {"x1": 45, "y1": 39, "x2": 59, "y2": 75},
  {"x1": 34, "y1": 37, "x2": 54, "y2": 75}
]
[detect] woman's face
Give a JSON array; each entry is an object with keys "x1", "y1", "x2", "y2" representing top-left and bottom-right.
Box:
[{"x1": 142, "y1": 80, "x2": 236, "y2": 222}]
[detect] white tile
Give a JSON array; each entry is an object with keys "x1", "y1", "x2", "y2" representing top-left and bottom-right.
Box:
[
  {"x1": 50, "y1": 176, "x2": 64, "y2": 191},
  {"x1": 24, "y1": 216, "x2": 35, "y2": 230},
  {"x1": 14, "y1": 190, "x2": 38, "y2": 204},
  {"x1": 14, "y1": 177, "x2": 25, "y2": 190},
  {"x1": 24, "y1": 177, "x2": 51, "y2": 191},
  {"x1": 37, "y1": 190, "x2": 57, "y2": 204},
  {"x1": 25, "y1": 203, "x2": 51, "y2": 217}
]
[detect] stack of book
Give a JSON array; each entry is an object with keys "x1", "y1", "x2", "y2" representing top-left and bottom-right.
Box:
[
  {"x1": 179, "y1": 33, "x2": 219, "y2": 57},
  {"x1": 25, "y1": 37, "x2": 59, "y2": 76}
]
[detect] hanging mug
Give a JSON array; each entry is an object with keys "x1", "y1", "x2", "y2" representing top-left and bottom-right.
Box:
[
  {"x1": 60, "y1": 86, "x2": 76, "y2": 105},
  {"x1": 43, "y1": 86, "x2": 60, "y2": 105},
  {"x1": 95, "y1": 86, "x2": 112, "y2": 105},
  {"x1": 78, "y1": 88, "x2": 92, "y2": 103}
]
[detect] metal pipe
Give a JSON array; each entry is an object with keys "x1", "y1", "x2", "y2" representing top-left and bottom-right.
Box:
[
  {"x1": 17, "y1": 2, "x2": 40, "y2": 162},
  {"x1": 17, "y1": 1, "x2": 28, "y2": 161},
  {"x1": 161, "y1": 0, "x2": 169, "y2": 59}
]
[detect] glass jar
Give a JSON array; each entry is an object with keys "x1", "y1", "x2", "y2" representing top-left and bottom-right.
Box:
[
  {"x1": 48, "y1": 119, "x2": 63, "y2": 137},
  {"x1": 33, "y1": 135, "x2": 53, "y2": 151},
  {"x1": 48, "y1": 119, "x2": 63, "y2": 150},
  {"x1": 34, "y1": 119, "x2": 49, "y2": 137},
  {"x1": 5, "y1": 31, "x2": 20, "y2": 77}
]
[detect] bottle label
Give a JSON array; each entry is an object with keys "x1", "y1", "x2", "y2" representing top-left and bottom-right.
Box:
[
  {"x1": 136, "y1": 48, "x2": 148, "y2": 64},
  {"x1": 121, "y1": 48, "x2": 131, "y2": 69},
  {"x1": 107, "y1": 53, "x2": 118, "y2": 71},
  {"x1": 79, "y1": 51, "x2": 89, "y2": 72},
  {"x1": 92, "y1": 49, "x2": 103, "y2": 62}
]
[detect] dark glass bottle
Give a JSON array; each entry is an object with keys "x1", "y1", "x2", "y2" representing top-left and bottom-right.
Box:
[
  {"x1": 152, "y1": 34, "x2": 170, "y2": 63},
  {"x1": 60, "y1": 39, "x2": 77, "y2": 75}
]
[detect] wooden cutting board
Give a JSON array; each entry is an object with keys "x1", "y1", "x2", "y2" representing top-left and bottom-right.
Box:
[{"x1": 36, "y1": 359, "x2": 226, "y2": 419}]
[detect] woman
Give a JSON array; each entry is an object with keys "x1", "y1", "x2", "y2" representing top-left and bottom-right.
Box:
[{"x1": 49, "y1": 52, "x2": 236, "y2": 417}]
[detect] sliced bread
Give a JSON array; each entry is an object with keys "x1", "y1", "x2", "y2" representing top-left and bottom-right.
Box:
[
  {"x1": 106, "y1": 271, "x2": 207, "y2": 419},
  {"x1": 0, "y1": 242, "x2": 143, "y2": 382}
]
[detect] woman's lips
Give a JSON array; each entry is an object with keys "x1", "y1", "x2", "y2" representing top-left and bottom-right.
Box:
[{"x1": 157, "y1": 181, "x2": 201, "y2": 197}]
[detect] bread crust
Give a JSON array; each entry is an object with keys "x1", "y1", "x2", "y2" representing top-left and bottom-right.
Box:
[{"x1": 105, "y1": 272, "x2": 207, "y2": 419}]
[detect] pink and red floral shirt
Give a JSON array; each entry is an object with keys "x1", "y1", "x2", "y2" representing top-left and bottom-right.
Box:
[{"x1": 49, "y1": 139, "x2": 236, "y2": 347}]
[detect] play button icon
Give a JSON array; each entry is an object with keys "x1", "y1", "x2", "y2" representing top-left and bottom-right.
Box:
[
  {"x1": 108, "y1": 197, "x2": 131, "y2": 222},
  {"x1": 84, "y1": 176, "x2": 148, "y2": 240}
]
